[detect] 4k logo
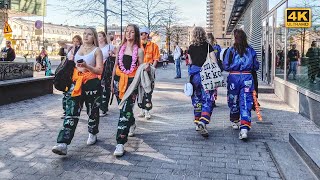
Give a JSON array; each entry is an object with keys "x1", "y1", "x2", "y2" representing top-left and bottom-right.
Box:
[{"x1": 285, "y1": 8, "x2": 311, "y2": 28}]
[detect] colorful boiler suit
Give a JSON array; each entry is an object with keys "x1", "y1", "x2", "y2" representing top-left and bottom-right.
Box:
[
  {"x1": 57, "y1": 48, "x2": 101, "y2": 145},
  {"x1": 223, "y1": 46, "x2": 259, "y2": 130},
  {"x1": 189, "y1": 65, "x2": 215, "y2": 125}
]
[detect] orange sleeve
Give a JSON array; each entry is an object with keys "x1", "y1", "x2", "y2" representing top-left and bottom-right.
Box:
[{"x1": 152, "y1": 43, "x2": 160, "y2": 62}]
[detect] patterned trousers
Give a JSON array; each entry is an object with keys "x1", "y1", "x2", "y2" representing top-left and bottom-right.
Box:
[{"x1": 57, "y1": 78, "x2": 101, "y2": 144}]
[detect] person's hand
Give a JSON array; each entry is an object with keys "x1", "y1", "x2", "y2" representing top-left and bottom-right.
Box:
[{"x1": 77, "y1": 61, "x2": 87, "y2": 68}]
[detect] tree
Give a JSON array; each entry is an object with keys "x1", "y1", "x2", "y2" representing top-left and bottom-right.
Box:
[
  {"x1": 121, "y1": 0, "x2": 178, "y2": 32},
  {"x1": 56, "y1": 0, "x2": 122, "y2": 32}
]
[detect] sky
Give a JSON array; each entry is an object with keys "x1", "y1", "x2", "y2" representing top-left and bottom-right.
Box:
[{"x1": 21, "y1": 0, "x2": 206, "y2": 27}]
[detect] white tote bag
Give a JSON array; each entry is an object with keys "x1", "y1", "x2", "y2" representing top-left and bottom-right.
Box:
[{"x1": 200, "y1": 45, "x2": 224, "y2": 90}]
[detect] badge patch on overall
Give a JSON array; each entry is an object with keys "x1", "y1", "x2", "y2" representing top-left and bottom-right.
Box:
[{"x1": 244, "y1": 88, "x2": 250, "y2": 92}]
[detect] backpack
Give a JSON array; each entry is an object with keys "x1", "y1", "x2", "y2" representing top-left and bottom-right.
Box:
[{"x1": 54, "y1": 59, "x2": 75, "y2": 92}]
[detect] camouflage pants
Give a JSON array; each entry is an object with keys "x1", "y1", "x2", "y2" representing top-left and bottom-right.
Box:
[
  {"x1": 114, "y1": 76, "x2": 137, "y2": 145},
  {"x1": 57, "y1": 78, "x2": 101, "y2": 145}
]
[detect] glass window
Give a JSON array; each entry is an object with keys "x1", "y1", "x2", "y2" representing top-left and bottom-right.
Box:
[
  {"x1": 268, "y1": 0, "x2": 281, "y2": 11},
  {"x1": 275, "y1": 2, "x2": 286, "y2": 79},
  {"x1": 287, "y1": 0, "x2": 320, "y2": 95}
]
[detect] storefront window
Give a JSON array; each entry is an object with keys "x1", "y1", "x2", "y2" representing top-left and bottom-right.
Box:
[
  {"x1": 287, "y1": 0, "x2": 320, "y2": 94},
  {"x1": 275, "y1": 3, "x2": 286, "y2": 79}
]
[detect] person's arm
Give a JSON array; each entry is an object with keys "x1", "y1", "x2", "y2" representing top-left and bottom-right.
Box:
[
  {"x1": 208, "y1": 44, "x2": 217, "y2": 63},
  {"x1": 138, "y1": 48, "x2": 144, "y2": 66},
  {"x1": 152, "y1": 44, "x2": 160, "y2": 67},
  {"x1": 78, "y1": 48, "x2": 103, "y2": 75}
]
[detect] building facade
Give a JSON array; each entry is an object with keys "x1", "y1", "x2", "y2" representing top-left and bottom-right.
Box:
[
  {"x1": 206, "y1": 0, "x2": 234, "y2": 47},
  {"x1": 7, "y1": 18, "x2": 85, "y2": 56},
  {"x1": 0, "y1": 0, "x2": 46, "y2": 47},
  {"x1": 227, "y1": 0, "x2": 320, "y2": 126}
]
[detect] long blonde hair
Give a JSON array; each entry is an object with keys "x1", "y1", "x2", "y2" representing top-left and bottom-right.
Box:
[
  {"x1": 86, "y1": 27, "x2": 99, "y2": 47},
  {"x1": 192, "y1": 27, "x2": 207, "y2": 46}
]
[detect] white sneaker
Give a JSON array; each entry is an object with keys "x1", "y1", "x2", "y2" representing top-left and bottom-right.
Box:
[
  {"x1": 128, "y1": 124, "x2": 136, "y2": 137},
  {"x1": 145, "y1": 111, "x2": 151, "y2": 120},
  {"x1": 99, "y1": 110, "x2": 108, "y2": 117},
  {"x1": 195, "y1": 125, "x2": 200, "y2": 131},
  {"x1": 198, "y1": 121, "x2": 209, "y2": 137},
  {"x1": 138, "y1": 109, "x2": 145, "y2": 117},
  {"x1": 87, "y1": 133, "x2": 97, "y2": 145},
  {"x1": 231, "y1": 122, "x2": 240, "y2": 130},
  {"x1": 113, "y1": 144, "x2": 124, "y2": 156},
  {"x1": 239, "y1": 129, "x2": 248, "y2": 140},
  {"x1": 52, "y1": 143, "x2": 67, "y2": 155}
]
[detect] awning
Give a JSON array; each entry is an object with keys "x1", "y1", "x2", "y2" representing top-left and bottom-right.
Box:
[{"x1": 226, "y1": 0, "x2": 253, "y2": 34}]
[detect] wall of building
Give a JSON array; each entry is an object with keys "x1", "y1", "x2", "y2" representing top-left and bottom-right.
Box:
[{"x1": 235, "y1": 0, "x2": 268, "y2": 79}]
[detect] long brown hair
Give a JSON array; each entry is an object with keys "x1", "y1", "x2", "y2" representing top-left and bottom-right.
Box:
[
  {"x1": 98, "y1": 31, "x2": 108, "y2": 44},
  {"x1": 207, "y1": 32, "x2": 214, "y2": 45},
  {"x1": 121, "y1": 24, "x2": 141, "y2": 48},
  {"x1": 233, "y1": 29, "x2": 248, "y2": 56}
]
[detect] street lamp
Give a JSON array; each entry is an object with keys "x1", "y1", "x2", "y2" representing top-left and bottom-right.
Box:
[{"x1": 120, "y1": 0, "x2": 123, "y2": 41}]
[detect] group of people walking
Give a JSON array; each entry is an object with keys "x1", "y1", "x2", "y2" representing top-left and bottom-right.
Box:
[
  {"x1": 52, "y1": 25, "x2": 160, "y2": 157},
  {"x1": 187, "y1": 27, "x2": 259, "y2": 140},
  {"x1": 51, "y1": 25, "x2": 259, "y2": 158}
]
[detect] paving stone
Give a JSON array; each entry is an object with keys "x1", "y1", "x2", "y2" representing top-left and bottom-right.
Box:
[
  {"x1": 227, "y1": 174, "x2": 256, "y2": 180},
  {"x1": 1, "y1": 65, "x2": 320, "y2": 179}
]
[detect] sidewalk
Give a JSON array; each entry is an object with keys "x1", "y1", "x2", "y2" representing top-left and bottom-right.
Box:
[{"x1": 0, "y1": 63, "x2": 319, "y2": 180}]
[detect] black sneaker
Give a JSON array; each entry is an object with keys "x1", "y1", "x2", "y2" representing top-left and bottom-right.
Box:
[{"x1": 198, "y1": 121, "x2": 209, "y2": 137}]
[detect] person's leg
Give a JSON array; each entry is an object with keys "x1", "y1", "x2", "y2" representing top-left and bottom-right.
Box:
[
  {"x1": 239, "y1": 87, "x2": 254, "y2": 140},
  {"x1": 62, "y1": 92, "x2": 67, "y2": 118},
  {"x1": 287, "y1": 62, "x2": 292, "y2": 78},
  {"x1": 53, "y1": 91, "x2": 83, "y2": 155},
  {"x1": 82, "y1": 78, "x2": 101, "y2": 145},
  {"x1": 292, "y1": 61, "x2": 297, "y2": 79},
  {"x1": 177, "y1": 58, "x2": 181, "y2": 78},
  {"x1": 100, "y1": 81, "x2": 110, "y2": 115},
  {"x1": 175, "y1": 59, "x2": 179, "y2": 78},
  {"x1": 191, "y1": 75, "x2": 202, "y2": 125},
  {"x1": 227, "y1": 75, "x2": 241, "y2": 129}
]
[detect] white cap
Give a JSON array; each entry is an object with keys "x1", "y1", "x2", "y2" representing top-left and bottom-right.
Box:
[{"x1": 140, "y1": 27, "x2": 150, "y2": 35}]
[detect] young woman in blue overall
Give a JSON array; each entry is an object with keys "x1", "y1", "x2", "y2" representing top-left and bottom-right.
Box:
[{"x1": 223, "y1": 29, "x2": 259, "y2": 140}]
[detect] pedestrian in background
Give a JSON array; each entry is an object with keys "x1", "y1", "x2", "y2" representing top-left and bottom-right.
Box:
[
  {"x1": 61, "y1": 35, "x2": 83, "y2": 119},
  {"x1": 223, "y1": 29, "x2": 259, "y2": 140},
  {"x1": 287, "y1": 44, "x2": 300, "y2": 80},
  {"x1": 111, "y1": 24, "x2": 144, "y2": 156},
  {"x1": 207, "y1": 33, "x2": 221, "y2": 108},
  {"x1": 188, "y1": 27, "x2": 216, "y2": 137},
  {"x1": 137, "y1": 27, "x2": 160, "y2": 120},
  {"x1": 173, "y1": 42, "x2": 182, "y2": 79},
  {"x1": 98, "y1": 31, "x2": 116, "y2": 116},
  {"x1": 52, "y1": 28, "x2": 103, "y2": 155},
  {"x1": 1, "y1": 40, "x2": 15, "y2": 61},
  {"x1": 306, "y1": 41, "x2": 320, "y2": 84}
]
